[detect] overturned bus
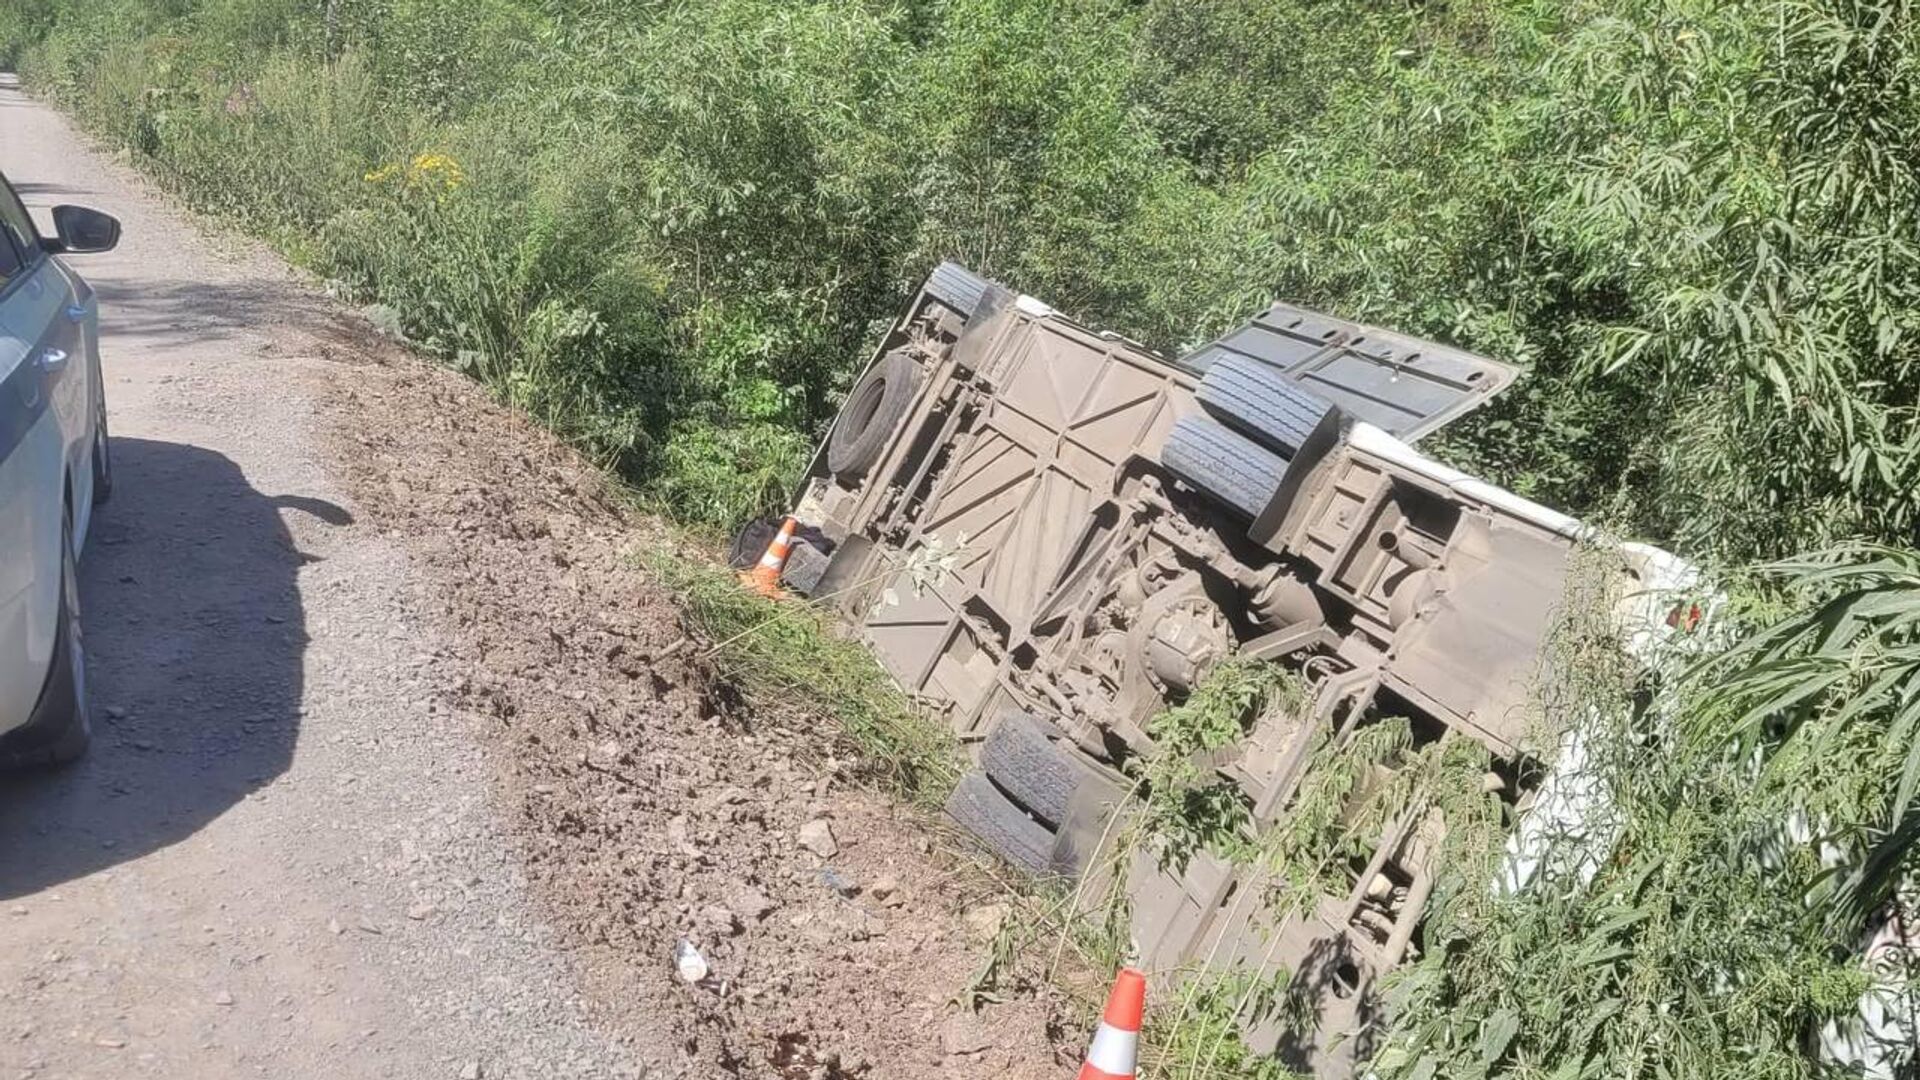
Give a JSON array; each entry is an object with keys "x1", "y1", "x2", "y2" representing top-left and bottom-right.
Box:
[{"x1": 770, "y1": 264, "x2": 1696, "y2": 1074}]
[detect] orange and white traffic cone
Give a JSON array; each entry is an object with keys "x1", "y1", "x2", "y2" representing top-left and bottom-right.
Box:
[
  {"x1": 740, "y1": 516, "x2": 798, "y2": 598},
  {"x1": 1078, "y1": 967, "x2": 1146, "y2": 1080}
]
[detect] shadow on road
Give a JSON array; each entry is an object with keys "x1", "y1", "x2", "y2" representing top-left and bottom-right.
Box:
[
  {"x1": 0, "y1": 437, "x2": 349, "y2": 899},
  {"x1": 87, "y1": 278, "x2": 389, "y2": 363}
]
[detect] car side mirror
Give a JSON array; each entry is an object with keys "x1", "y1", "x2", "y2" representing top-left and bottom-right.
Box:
[{"x1": 44, "y1": 205, "x2": 121, "y2": 254}]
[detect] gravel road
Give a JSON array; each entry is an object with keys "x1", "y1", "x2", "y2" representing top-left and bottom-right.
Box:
[
  {"x1": 0, "y1": 74, "x2": 644, "y2": 1079},
  {"x1": 0, "y1": 76, "x2": 1062, "y2": 1080}
]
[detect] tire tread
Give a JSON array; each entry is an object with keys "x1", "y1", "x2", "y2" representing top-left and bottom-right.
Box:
[
  {"x1": 1162, "y1": 415, "x2": 1289, "y2": 519},
  {"x1": 1196, "y1": 355, "x2": 1335, "y2": 455},
  {"x1": 945, "y1": 771, "x2": 1056, "y2": 875},
  {"x1": 980, "y1": 711, "x2": 1081, "y2": 829}
]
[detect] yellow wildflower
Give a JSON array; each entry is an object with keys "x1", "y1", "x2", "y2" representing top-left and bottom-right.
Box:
[
  {"x1": 408, "y1": 152, "x2": 464, "y2": 191},
  {"x1": 362, "y1": 152, "x2": 464, "y2": 199}
]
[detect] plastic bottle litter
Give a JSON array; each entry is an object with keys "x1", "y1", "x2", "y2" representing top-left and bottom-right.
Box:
[{"x1": 673, "y1": 939, "x2": 709, "y2": 983}]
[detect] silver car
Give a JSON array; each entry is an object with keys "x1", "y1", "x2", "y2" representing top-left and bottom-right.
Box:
[{"x1": 0, "y1": 169, "x2": 120, "y2": 769}]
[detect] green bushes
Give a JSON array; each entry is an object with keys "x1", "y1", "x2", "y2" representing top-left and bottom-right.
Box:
[
  {"x1": 19, "y1": 0, "x2": 1915, "y2": 557},
  {"x1": 14, "y1": 1, "x2": 1920, "y2": 1074},
  {"x1": 1370, "y1": 545, "x2": 1920, "y2": 1080},
  {"x1": 18, "y1": 0, "x2": 915, "y2": 527}
]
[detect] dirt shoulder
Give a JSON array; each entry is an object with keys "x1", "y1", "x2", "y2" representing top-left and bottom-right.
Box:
[
  {"x1": 0, "y1": 75, "x2": 1061, "y2": 1080},
  {"x1": 320, "y1": 330, "x2": 1064, "y2": 1080}
]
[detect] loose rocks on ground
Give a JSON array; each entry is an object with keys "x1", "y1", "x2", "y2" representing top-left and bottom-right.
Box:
[{"x1": 323, "y1": 357, "x2": 1064, "y2": 1077}]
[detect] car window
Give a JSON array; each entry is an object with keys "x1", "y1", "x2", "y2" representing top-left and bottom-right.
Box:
[
  {"x1": 0, "y1": 175, "x2": 41, "y2": 288},
  {"x1": 0, "y1": 225, "x2": 20, "y2": 289}
]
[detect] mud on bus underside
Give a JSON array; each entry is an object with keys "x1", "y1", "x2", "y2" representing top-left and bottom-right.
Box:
[{"x1": 774, "y1": 264, "x2": 1685, "y2": 1077}]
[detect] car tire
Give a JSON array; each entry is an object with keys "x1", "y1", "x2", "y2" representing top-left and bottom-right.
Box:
[
  {"x1": 1162, "y1": 415, "x2": 1289, "y2": 519},
  {"x1": 980, "y1": 710, "x2": 1082, "y2": 830},
  {"x1": 1196, "y1": 354, "x2": 1336, "y2": 456},
  {"x1": 826, "y1": 350, "x2": 920, "y2": 483},
  {"x1": 945, "y1": 771, "x2": 1057, "y2": 876},
  {"x1": 0, "y1": 515, "x2": 92, "y2": 770},
  {"x1": 91, "y1": 395, "x2": 112, "y2": 505}
]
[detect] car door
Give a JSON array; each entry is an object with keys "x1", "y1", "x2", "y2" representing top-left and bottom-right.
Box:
[
  {"x1": 0, "y1": 177, "x2": 69, "y2": 736},
  {"x1": 0, "y1": 178, "x2": 88, "y2": 501}
]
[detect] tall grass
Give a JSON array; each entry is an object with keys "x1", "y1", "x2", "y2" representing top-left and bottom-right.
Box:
[{"x1": 642, "y1": 546, "x2": 961, "y2": 805}]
